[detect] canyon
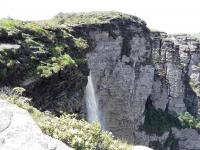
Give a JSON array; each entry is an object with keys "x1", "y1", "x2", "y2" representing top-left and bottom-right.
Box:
[{"x1": 0, "y1": 12, "x2": 200, "y2": 150}]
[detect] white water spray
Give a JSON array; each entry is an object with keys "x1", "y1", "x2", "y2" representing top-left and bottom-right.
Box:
[{"x1": 85, "y1": 73, "x2": 104, "y2": 127}]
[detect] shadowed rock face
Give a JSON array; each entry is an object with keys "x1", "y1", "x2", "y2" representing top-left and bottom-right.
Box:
[{"x1": 0, "y1": 99, "x2": 72, "y2": 150}]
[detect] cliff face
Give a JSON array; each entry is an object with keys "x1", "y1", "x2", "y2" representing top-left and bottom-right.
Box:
[
  {"x1": 0, "y1": 22, "x2": 89, "y2": 116},
  {"x1": 0, "y1": 12, "x2": 200, "y2": 150},
  {"x1": 151, "y1": 32, "x2": 200, "y2": 117},
  {"x1": 84, "y1": 21, "x2": 200, "y2": 149},
  {"x1": 85, "y1": 19, "x2": 154, "y2": 143}
]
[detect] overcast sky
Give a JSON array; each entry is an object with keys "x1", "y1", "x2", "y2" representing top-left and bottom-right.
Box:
[{"x1": 0, "y1": 0, "x2": 199, "y2": 33}]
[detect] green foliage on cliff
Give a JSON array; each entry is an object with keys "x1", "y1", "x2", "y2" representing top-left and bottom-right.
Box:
[
  {"x1": 24, "y1": 22, "x2": 47, "y2": 34},
  {"x1": 143, "y1": 103, "x2": 200, "y2": 135},
  {"x1": 0, "y1": 18, "x2": 23, "y2": 30},
  {"x1": 43, "y1": 11, "x2": 144, "y2": 27},
  {"x1": 0, "y1": 18, "x2": 47, "y2": 34},
  {"x1": 74, "y1": 37, "x2": 89, "y2": 49},
  {"x1": 37, "y1": 54, "x2": 76, "y2": 77},
  {"x1": 0, "y1": 88, "x2": 131, "y2": 150},
  {"x1": 0, "y1": 17, "x2": 90, "y2": 83},
  {"x1": 40, "y1": 115, "x2": 131, "y2": 150},
  {"x1": 143, "y1": 105, "x2": 181, "y2": 135},
  {"x1": 178, "y1": 112, "x2": 200, "y2": 129}
]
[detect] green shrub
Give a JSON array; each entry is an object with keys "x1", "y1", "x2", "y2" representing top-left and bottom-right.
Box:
[
  {"x1": 12, "y1": 87, "x2": 26, "y2": 96},
  {"x1": 37, "y1": 54, "x2": 76, "y2": 77},
  {"x1": 74, "y1": 37, "x2": 88, "y2": 49},
  {"x1": 45, "y1": 11, "x2": 139, "y2": 26},
  {"x1": 40, "y1": 115, "x2": 131, "y2": 150},
  {"x1": 51, "y1": 44, "x2": 66, "y2": 56},
  {"x1": 24, "y1": 22, "x2": 47, "y2": 34},
  {"x1": 178, "y1": 112, "x2": 200, "y2": 129},
  {"x1": 0, "y1": 18, "x2": 22, "y2": 30},
  {"x1": 0, "y1": 88, "x2": 132, "y2": 150},
  {"x1": 143, "y1": 106, "x2": 181, "y2": 135}
]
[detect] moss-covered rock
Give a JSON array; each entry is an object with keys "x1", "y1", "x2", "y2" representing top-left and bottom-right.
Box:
[{"x1": 0, "y1": 17, "x2": 91, "y2": 116}]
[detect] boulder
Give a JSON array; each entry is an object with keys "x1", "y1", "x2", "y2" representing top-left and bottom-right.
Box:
[{"x1": 0, "y1": 99, "x2": 73, "y2": 150}]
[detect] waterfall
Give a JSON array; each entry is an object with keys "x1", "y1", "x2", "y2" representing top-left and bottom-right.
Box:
[{"x1": 85, "y1": 73, "x2": 104, "y2": 128}]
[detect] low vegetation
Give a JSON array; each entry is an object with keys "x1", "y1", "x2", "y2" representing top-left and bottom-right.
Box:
[
  {"x1": 143, "y1": 100, "x2": 200, "y2": 135},
  {"x1": 143, "y1": 106, "x2": 181, "y2": 135},
  {"x1": 0, "y1": 16, "x2": 90, "y2": 83},
  {"x1": 178, "y1": 112, "x2": 200, "y2": 129},
  {"x1": 41, "y1": 11, "x2": 143, "y2": 27},
  {"x1": 0, "y1": 18, "x2": 47, "y2": 34},
  {"x1": 37, "y1": 54, "x2": 76, "y2": 77},
  {"x1": 0, "y1": 87, "x2": 132, "y2": 150}
]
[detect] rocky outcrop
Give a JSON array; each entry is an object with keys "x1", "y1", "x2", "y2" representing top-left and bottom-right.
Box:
[
  {"x1": 1, "y1": 12, "x2": 200, "y2": 150},
  {"x1": 172, "y1": 128, "x2": 200, "y2": 150},
  {"x1": 85, "y1": 19, "x2": 154, "y2": 143},
  {"x1": 84, "y1": 19, "x2": 200, "y2": 148},
  {"x1": 0, "y1": 99, "x2": 72, "y2": 150},
  {"x1": 151, "y1": 32, "x2": 200, "y2": 117},
  {"x1": 0, "y1": 24, "x2": 89, "y2": 116}
]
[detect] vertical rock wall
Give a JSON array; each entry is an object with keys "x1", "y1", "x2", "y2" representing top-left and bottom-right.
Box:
[
  {"x1": 151, "y1": 32, "x2": 200, "y2": 117},
  {"x1": 85, "y1": 23, "x2": 200, "y2": 147},
  {"x1": 86, "y1": 20, "x2": 154, "y2": 143}
]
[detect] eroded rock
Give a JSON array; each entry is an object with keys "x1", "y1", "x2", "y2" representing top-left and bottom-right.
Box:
[
  {"x1": 86, "y1": 19, "x2": 154, "y2": 143},
  {"x1": 0, "y1": 99, "x2": 72, "y2": 150}
]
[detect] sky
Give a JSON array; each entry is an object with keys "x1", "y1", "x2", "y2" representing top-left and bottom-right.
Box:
[{"x1": 0, "y1": 0, "x2": 199, "y2": 34}]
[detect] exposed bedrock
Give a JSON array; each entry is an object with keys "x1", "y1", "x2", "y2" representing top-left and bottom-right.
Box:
[
  {"x1": 85, "y1": 22, "x2": 200, "y2": 148},
  {"x1": 85, "y1": 19, "x2": 154, "y2": 143},
  {"x1": 151, "y1": 32, "x2": 200, "y2": 117},
  {"x1": 0, "y1": 12, "x2": 200, "y2": 149},
  {"x1": 0, "y1": 99, "x2": 72, "y2": 150}
]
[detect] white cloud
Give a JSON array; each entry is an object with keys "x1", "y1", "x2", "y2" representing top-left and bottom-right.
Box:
[{"x1": 0, "y1": 0, "x2": 199, "y2": 33}]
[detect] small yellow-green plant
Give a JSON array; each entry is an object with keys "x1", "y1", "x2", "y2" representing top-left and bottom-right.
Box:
[
  {"x1": 74, "y1": 37, "x2": 88, "y2": 49},
  {"x1": 178, "y1": 112, "x2": 200, "y2": 129},
  {"x1": 24, "y1": 22, "x2": 47, "y2": 34},
  {"x1": 37, "y1": 54, "x2": 76, "y2": 77},
  {"x1": 0, "y1": 18, "x2": 23, "y2": 30}
]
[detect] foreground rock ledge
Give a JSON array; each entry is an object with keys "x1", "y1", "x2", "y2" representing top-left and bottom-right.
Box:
[{"x1": 0, "y1": 99, "x2": 72, "y2": 150}]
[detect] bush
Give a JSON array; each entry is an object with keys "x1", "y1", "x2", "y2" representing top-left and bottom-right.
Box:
[
  {"x1": 0, "y1": 18, "x2": 22, "y2": 30},
  {"x1": 37, "y1": 54, "x2": 76, "y2": 77},
  {"x1": 24, "y1": 22, "x2": 47, "y2": 34},
  {"x1": 0, "y1": 88, "x2": 132, "y2": 150},
  {"x1": 40, "y1": 115, "x2": 131, "y2": 150},
  {"x1": 74, "y1": 37, "x2": 89, "y2": 49},
  {"x1": 178, "y1": 112, "x2": 200, "y2": 129}
]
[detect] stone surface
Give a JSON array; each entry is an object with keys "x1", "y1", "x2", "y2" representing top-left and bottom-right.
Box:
[
  {"x1": 0, "y1": 12, "x2": 200, "y2": 150},
  {"x1": 172, "y1": 128, "x2": 200, "y2": 150},
  {"x1": 0, "y1": 99, "x2": 73, "y2": 150},
  {"x1": 86, "y1": 19, "x2": 154, "y2": 143},
  {"x1": 151, "y1": 32, "x2": 200, "y2": 117},
  {"x1": 85, "y1": 23, "x2": 200, "y2": 149}
]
